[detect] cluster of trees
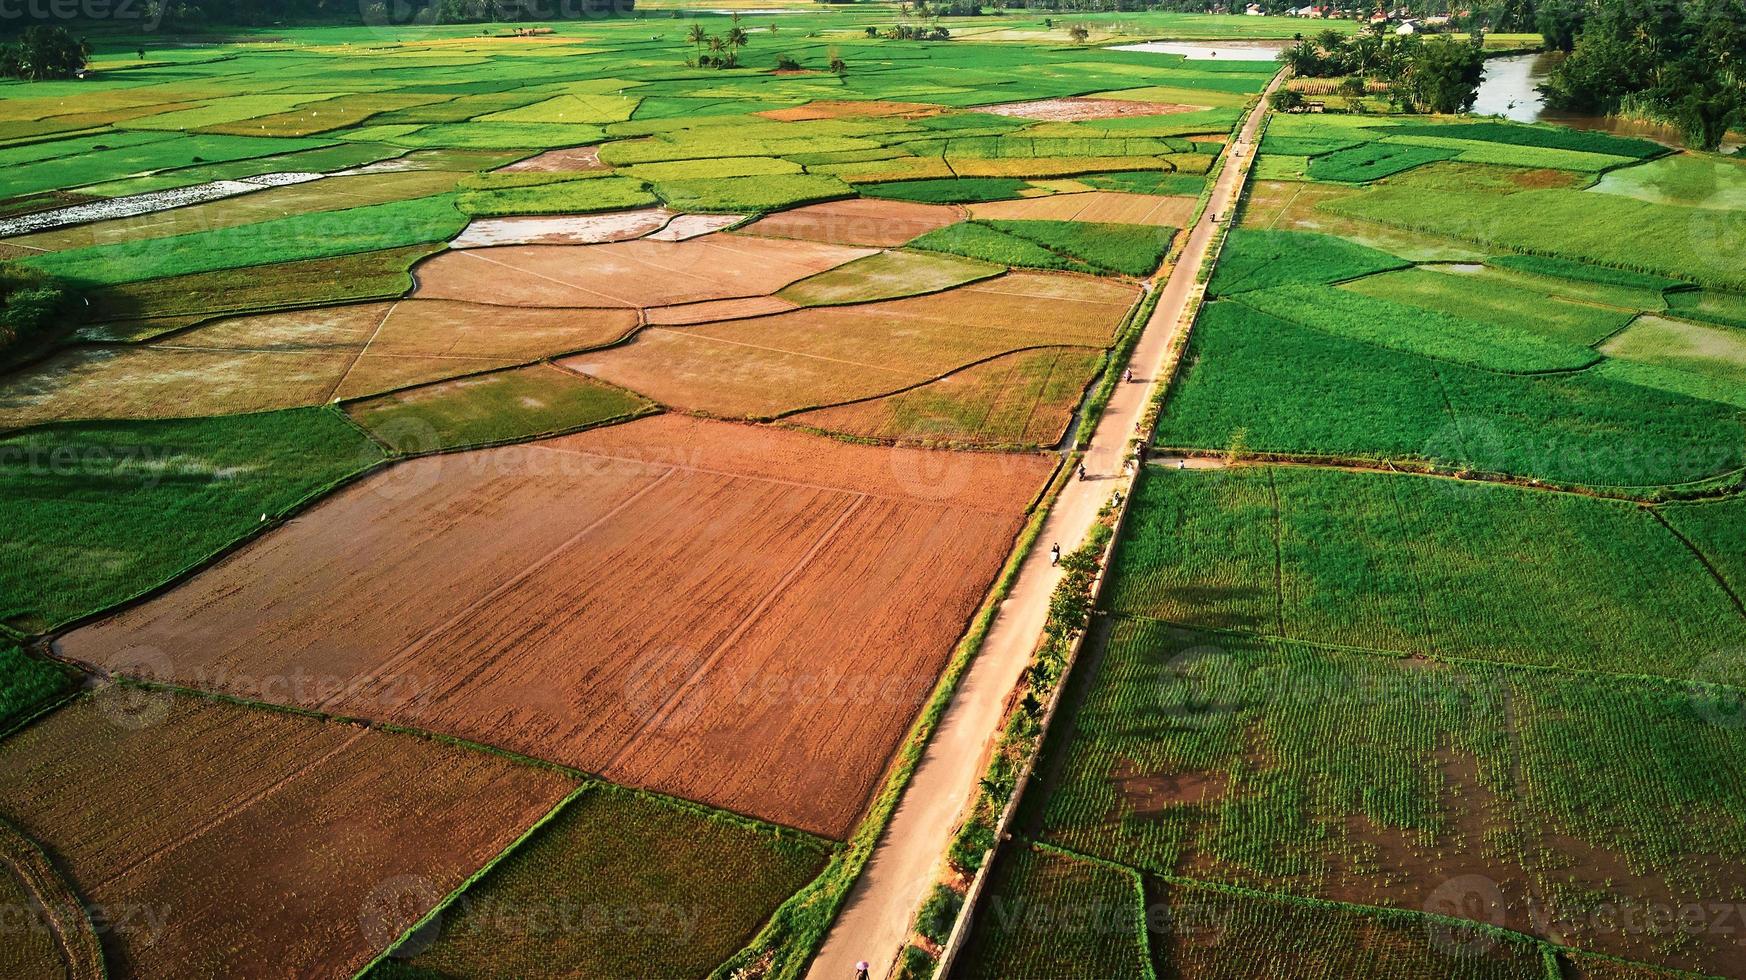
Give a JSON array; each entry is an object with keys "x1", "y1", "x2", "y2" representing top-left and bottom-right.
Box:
[
  {"x1": 874, "y1": 1, "x2": 954, "y2": 39},
  {"x1": 0, "y1": 265, "x2": 72, "y2": 362},
  {"x1": 684, "y1": 17, "x2": 748, "y2": 67},
  {"x1": 1539, "y1": 0, "x2": 1746, "y2": 150},
  {"x1": 1281, "y1": 26, "x2": 1485, "y2": 113},
  {"x1": 0, "y1": 26, "x2": 89, "y2": 80}
]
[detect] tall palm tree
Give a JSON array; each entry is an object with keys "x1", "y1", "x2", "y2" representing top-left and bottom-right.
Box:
[
  {"x1": 707, "y1": 33, "x2": 726, "y2": 67},
  {"x1": 686, "y1": 22, "x2": 707, "y2": 63},
  {"x1": 726, "y1": 16, "x2": 750, "y2": 68}
]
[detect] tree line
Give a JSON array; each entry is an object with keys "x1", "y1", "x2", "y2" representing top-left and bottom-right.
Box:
[
  {"x1": 1278, "y1": 26, "x2": 1486, "y2": 114},
  {"x1": 1538, "y1": 0, "x2": 1746, "y2": 150}
]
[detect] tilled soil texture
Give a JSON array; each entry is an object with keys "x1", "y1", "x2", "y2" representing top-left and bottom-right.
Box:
[
  {"x1": 737, "y1": 199, "x2": 965, "y2": 248},
  {"x1": 0, "y1": 300, "x2": 639, "y2": 427},
  {"x1": 0, "y1": 693, "x2": 575, "y2": 978},
  {"x1": 411, "y1": 233, "x2": 875, "y2": 309},
  {"x1": 563, "y1": 271, "x2": 1138, "y2": 417},
  {"x1": 58, "y1": 416, "x2": 1055, "y2": 838}
]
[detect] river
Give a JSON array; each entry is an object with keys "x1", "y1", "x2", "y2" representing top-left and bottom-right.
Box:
[{"x1": 1474, "y1": 51, "x2": 1740, "y2": 151}]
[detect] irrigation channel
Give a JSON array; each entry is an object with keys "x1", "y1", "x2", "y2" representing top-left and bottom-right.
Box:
[{"x1": 803, "y1": 68, "x2": 1286, "y2": 980}]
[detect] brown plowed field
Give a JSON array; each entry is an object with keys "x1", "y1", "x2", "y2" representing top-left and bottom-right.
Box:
[
  {"x1": 738, "y1": 198, "x2": 964, "y2": 247},
  {"x1": 0, "y1": 300, "x2": 638, "y2": 426},
  {"x1": 562, "y1": 272, "x2": 1138, "y2": 417},
  {"x1": 58, "y1": 416, "x2": 1051, "y2": 837},
  {"x1": 756, "y1": 100, "x2": 937, "y2": 121},
  {"x1": 967, "y1": 190, "x2": 1195, "y2": 227},
  {"x1": 0, "y1": 694, "x2": 574, "y2": 978},
  {"x1": 495, "y1": 145, "x2": 606, "y2": 172},
  {"x1": 644, "y1": 294, "x2": 799, "y2": 326},
  {"x1": 411, "y1": 234, "x2": 874, "y2": 308}
]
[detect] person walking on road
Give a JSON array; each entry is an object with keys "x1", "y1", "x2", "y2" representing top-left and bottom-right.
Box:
[
  {"x1": 1050, "y1": 543, "x2": 1061, "y2": 566},
  {"x1": 1077, "y1": 462, "x2": 1088, "y2": 481},
  {"x1": 855, "y1": 961, "x2": 870, "y2": 980},
  {"x1": 1124, "y1": 368, "x2": 1134, "y2": 383}
]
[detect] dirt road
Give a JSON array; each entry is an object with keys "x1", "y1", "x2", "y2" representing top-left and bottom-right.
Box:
[{"x1": 803, "y1": 70, "x2": 1282, "y2": 980}]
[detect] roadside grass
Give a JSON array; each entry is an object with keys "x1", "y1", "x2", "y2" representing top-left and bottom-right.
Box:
[
  {"x1": 1105, "y1": 466, "x2": 1746, "y2": 675},
  {"x1": 0, "y1": 408, "x2": 382, "y2": 633},
  {"x1": 343, "y1": 365, "x2": 654, "y2": 453},
  {"x1": 983, "y1": 219, "x2": 1174, "y2": 277}
]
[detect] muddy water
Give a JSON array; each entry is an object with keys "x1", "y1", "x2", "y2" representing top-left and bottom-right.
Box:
[{"x1": 1475, "y1": 51, "x2": 1742, "y2": 151}]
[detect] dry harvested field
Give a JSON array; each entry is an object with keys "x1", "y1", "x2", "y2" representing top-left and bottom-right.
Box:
[
  {"x1": 0, "y1": 693, "x2": 574, "y2": 977},
  {"x1": 494, "y1": 145, "x2": 606, "y2": 172},
  {"x1": 738, "y1": 199, "x2": 965, "y2": 247},
  {"x1": 0, "y1": 819, "x2": 103, "y2": 980},
  {"x1": 756, "y1": 100, "x2": 938, "y2": 121},
  {"x1": 565, "y1": 271, "x2": 1138, "y2": 417},
  {"x1": 57, "y1": 415, "x2": 1053, "y2": 837},
  {"x1": 967, "y1": 190, "x2": 1196, "y2": 227},
  {"x1": 451, "y1": 207, "x2": 679, "y2": 248},
  {"x1": 0, "y1": 300, "x2": 639, "y2": 426},
  {"x1": 981, "y1": 97, "x2": 1198, "y2": 121},
  {"x1": 412, "y1": 233, "x2": 874, "y2": 309}
]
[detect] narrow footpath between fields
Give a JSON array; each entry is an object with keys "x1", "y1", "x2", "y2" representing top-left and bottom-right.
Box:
[{"x1": 804, "y1": 71, "x2": 1287, "y2": 980}]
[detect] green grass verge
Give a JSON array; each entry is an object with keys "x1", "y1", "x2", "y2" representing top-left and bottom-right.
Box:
[
  {"x1": 0, "y1": 408, "x2": 383, "y2": 633},
  {"x1": 343, "y1": 365, "x2": 655, "y2": 453}
]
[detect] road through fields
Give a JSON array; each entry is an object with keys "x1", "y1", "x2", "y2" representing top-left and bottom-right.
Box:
[{"x1": 804, "y1": 69, "x2": 1284, "y2": 980}]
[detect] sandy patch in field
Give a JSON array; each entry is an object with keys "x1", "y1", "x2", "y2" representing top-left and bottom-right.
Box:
[
  {"x1": 981, "y1": 97, "x2": 1198, "y2": 121},
  {"x1": 645, "y1": 212, "x2": 743, "y2": 241},
  {"x1": 756, "y1": 100, "x2": 938, "y2": 121},
  {"x1": 495, "y1": 145, "x2": 607, "y2": 172},
  {"x1": 451, "y1": 208, "x2": 677, "y2": 248},
  {"x1": 967, "y1": 190, "x2": 1194, "y2": 227},
  {"x1": 58, "y1": 415, "x2": 1052, "y2": 838},
  {"x1": 738, "y1": 198, "x2": 964, "y2": 248},
  {"x1": 0, "y1": 694, "x2": 574, "y2": 979},
  {"x1": 412, "y1": 234, "x2": 875, "y2": 308},
  {"x1": 565, "y1": 271, "x2": 1138, "y2": 417}
]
